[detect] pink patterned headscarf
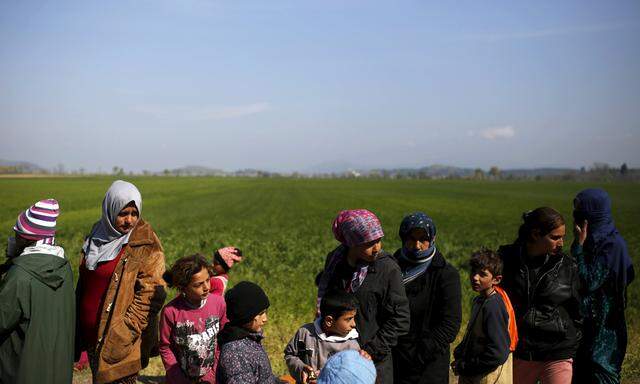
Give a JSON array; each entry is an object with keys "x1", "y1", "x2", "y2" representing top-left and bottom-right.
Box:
[{"x1": 332, "y1": 209, "x2": 384, "y2": 246}]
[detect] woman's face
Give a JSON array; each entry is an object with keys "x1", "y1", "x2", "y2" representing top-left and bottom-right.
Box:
[
  {"x1": 114, "y1": 202, "x2": 139, "y2": 234},
  {"x1": 532, "y1": 224, "x2": 566, "y2": 256},
  {"x1": 354, "y1": 238, "x2": 382, "y2": 263},
  {"x1": 183, "y1": 267, "x2": 211, "y2": 306},
  {"x1": 403, "y1": 228, "x2": 431, "y2": 251}
]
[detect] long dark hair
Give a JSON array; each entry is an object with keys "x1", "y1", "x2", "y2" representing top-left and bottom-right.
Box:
[{"x1": 517, "y1": 207, "x2": 565, "y2": 244}]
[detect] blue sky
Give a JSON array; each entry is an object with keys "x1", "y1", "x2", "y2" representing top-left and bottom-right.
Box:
[{"x1": 1, "y1": 0, "x2": 639, "y2": 172}]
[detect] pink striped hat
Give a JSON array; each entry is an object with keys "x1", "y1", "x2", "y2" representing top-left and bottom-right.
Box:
[{"x1": 14, "y1": 199, "x2": 59, "y2": 244}]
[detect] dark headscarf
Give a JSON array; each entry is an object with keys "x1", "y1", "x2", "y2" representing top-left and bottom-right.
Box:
[
  {"x1": 399, "y1": 212, "x2": 436, "y2": 261},
  {"x1": 397, "y1": 212, "x2": 437, "y2": 284},
  {"x1": 574, "y1": 188, "x2": 634, "y2": 290}
]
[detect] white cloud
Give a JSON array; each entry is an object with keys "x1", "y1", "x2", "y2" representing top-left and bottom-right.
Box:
[
  {"x1": 481, "y1": 126, "x2": 515, "y2": 140},
  {"x1": 133, "y1": 102, "x2": 270, "y2": 122}
]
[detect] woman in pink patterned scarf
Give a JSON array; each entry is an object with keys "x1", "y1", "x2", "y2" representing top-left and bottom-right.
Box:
[{"x1": 316, "y1": 209, "x2": 410, "y2": 384}]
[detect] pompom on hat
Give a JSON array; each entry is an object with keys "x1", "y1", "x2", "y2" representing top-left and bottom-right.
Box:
[{"x1": 14, "y1": 199, "x2": 59, "y2": 244}]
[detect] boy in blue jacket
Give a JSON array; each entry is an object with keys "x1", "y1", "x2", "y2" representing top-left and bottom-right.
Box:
[{"x1": 452, "y1": 249, "x2": 512, "y2": 384}]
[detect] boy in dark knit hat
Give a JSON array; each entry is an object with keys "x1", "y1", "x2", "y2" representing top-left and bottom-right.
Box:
[{"x1": 217, "y1": 281, "x2": 282, "y2": 384}]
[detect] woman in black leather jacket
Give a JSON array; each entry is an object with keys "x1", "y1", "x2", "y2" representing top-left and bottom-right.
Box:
[{"x1": 498, "y1": 207, "x2": 581, "y2": 384}]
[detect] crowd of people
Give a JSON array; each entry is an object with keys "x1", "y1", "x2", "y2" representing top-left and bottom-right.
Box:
[{"x1": 0, "y1": 180, "x2": 634, "y2": 384}]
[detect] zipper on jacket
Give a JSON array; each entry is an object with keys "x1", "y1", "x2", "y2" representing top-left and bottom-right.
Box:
[
  {"x1": 531, "y1": 256, "x2": 561, "y2": 295},
  {"x1": 524, "y1": 264, "x2": 535, "y2": 342}
]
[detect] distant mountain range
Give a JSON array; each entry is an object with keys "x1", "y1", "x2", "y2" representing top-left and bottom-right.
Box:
[
  {"x1": 0, "y1": 159, "x2": 47, "y2": 173},
  {"x1": 0, "y1": 159, "x2": 627, "y2": 179}
]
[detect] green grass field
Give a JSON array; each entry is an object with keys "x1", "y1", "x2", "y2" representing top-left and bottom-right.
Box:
[{"x1": 1, "y1": 177, "x2": 638, "y2": 382}]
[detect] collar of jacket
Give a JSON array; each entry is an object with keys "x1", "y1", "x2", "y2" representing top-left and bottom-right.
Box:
[
  {"x1": 430, "y1": 251, "x2": 446, "y2": 269},
  {"x1": 516, "y1": 244, "x2": 565, "y2": 273},
  {"x1": 126, "y1": 219, "x2": 155, "y2": 247},
  {"x1": 368, "y1": 251, "x2": 393, "y2": 273},
  {"x1": 218, "y1": 324, "x2": 264, "y2": 345}
]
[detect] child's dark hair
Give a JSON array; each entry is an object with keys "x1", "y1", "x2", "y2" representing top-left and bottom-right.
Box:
[
  {"x1": 320, "y1": 290, "x2": 358, "y2": 320},
  {"x1": 469, "y1": 248, "x2": 503, "y2": 276},
  {"x1": 163, "y1": 253, "x2": 213, "y2": 289},
  {"x1": 517, "y1": 207, "x2": 564, "y2": 244}
]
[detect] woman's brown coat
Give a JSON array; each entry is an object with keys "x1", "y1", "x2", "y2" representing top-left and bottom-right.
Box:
[{"x1": 76, "y1": 219, "x2": 167, "y2": 383}]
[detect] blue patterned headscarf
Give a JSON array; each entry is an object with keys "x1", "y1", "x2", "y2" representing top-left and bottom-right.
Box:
[
  {"x1": 574, "y1": 188, "x2": 634, "y2": 289},
  {"x1": 399, "y1": 212, "x2": 436, "y2": 260},
  {"x1": 397, "y1": 212, "x2": 437, "y2": 284}
]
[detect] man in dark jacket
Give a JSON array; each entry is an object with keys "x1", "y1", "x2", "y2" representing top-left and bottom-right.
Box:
[
  {"x1": 391, "y1": 212, "x2": 462, "y2": 384},
  {"x1": 0, "y1": 199, "x2": 75, "y2": 384}
]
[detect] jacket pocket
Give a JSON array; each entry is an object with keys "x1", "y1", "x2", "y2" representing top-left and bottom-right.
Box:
[
  {"x1": 530, "y1": 308, "x2": 567, "y2": 338},
  {"x1": 101, "y1": 319, "x2": 136, "y2": 364}
]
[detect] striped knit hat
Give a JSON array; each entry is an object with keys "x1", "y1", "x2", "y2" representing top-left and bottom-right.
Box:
[{"x1": 13, "y1": 199, "x2": 59, "y2": 244}]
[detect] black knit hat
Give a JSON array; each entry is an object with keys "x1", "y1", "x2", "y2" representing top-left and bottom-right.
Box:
[{"x1": 224, "y1": 281, "x2": 270, "y2": 325}]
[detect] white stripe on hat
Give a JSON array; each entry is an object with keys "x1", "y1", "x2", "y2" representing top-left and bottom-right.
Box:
[
  {"x1": 29, "y1": 208, "x2": 59, "y2": 218},
  {"x1": 34, "y1": 200, "x2": 59, "y2": 211},
  {"x1": 25, "y1": 210, "x2": 57, "y2": 228}
]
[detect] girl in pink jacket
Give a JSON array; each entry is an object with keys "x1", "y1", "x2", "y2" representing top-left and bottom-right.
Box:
[{"x1": 160, "y1": 254, "x2": 228, "y2": 384}]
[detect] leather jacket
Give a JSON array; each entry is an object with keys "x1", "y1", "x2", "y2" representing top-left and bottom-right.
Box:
[{"x1": 498, "y1": 243, "x2": 582, "y2": 361}]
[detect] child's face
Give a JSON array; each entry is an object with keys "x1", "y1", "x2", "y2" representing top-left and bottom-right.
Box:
[
  {"x1": 353, "y1": 239, "x2": 382, "y2": 263},
  {"x1": 470, "y1": 268, "x2": 501, "y2": 296},
  {"x1": 245, "y1": 310, "x2": 268, "y2": 333},
  {"x1": 403, "y1": 228, "x2": 432, "y2": 251},
  {"x1": 182, "y1": 267, "x2": 211, "y2": 306},
  {"x1": 324, "y1": 309, "x2": 357, "y2": 337}
]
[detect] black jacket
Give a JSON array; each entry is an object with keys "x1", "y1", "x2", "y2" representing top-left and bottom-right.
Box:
[
  {"x1": 498, "y1": 243, "x2": 582, "y2": 361},
  {"x1": 319, "y1": 249, "x2": 410, "y2": 384},
  {"x1": 453, "y1": 293, "x2": 510, "y2": 376},
  {"x1": 391, "y1": 250, "x2": 462, "y2": 384}
]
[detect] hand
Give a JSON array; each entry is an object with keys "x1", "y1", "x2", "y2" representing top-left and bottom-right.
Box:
[
  {"x1": 573, "y1": 220, "x2": 588, "y2": 246},
  {"x1": 215, "y1": 246, "x2": 243, "y2": 269},
  {"x1": 359, "y1": 349, "x2": 372, "y2": 360},
  {"x1": 302, "y1": 365, "x2": 318, "y2": 383},
  {"x1": 451, "y1": 360, "x2": 460, "y2": 375}
]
